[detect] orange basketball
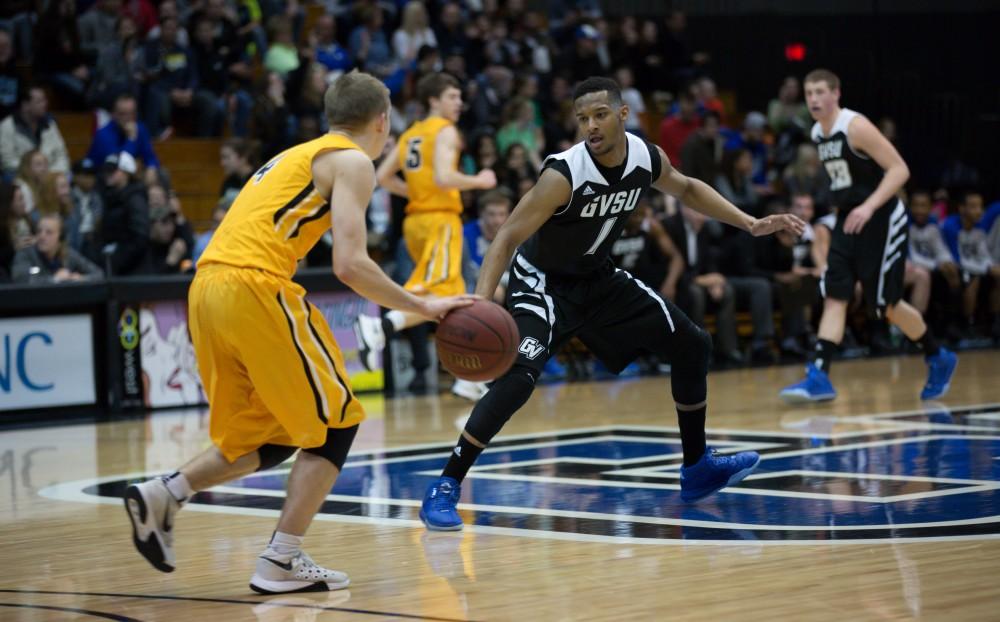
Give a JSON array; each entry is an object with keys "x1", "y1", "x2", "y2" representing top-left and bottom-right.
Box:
[{"x1": 435, "y1": 300, "x2": 520, "y2": 381}]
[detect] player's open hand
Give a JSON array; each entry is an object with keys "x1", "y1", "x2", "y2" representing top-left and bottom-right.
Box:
[
  {"x1": 843, "y1": 205, "x2": 875, "y2": 234},
  {"x1": 750, "y1": 213, "x2": 806, "y2": 237},
  {"x1": 419, "y1": 295, "x2": 480, "y2": 322}
]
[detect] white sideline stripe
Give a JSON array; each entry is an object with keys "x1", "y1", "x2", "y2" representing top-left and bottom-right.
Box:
[
  {"x1": 237, "y1": 419, "x2": 1000, "y2": 476},
  {"x1": 441, "y1": 471, "x2": 998, "y2": 504},
  {"x1": 41, "y1": 476, "x2": 1000, "y2": 541},
  {"x1": 52, "y1": 483, "x2": 1000, "y2": 546},
  {"x1": 469, "y1": 442, "x2": 781, "y2": 473},
  {"x1": 207, "y1": 485, "x2": 1000, "y2": 531},
  {"x1": 759, "y1": 433, "x2": 1000, "y2": 460},
  {"x1": 251, "y1": 434, "x2": 711, "y2": 474}
]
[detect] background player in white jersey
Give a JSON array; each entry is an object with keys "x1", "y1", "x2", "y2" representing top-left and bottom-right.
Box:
[
  {"x1": 780, "y1": 69, "x2": 957, "y2": 403},
  {"x1": 419, "y1": 76, "x2": 805, "y2": 531}
]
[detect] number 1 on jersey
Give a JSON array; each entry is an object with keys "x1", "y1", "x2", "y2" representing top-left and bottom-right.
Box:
[
  {"x1": 405, "y1": 137, "x2": 423, "y2": 170},
  {"x1": 585, "y1": 217, "x2": 618, "y2": 255}
]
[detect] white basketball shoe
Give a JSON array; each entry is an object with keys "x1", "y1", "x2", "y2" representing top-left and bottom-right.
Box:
[
  {"x1": 124, "y1": 478, "x2": 181, "y2": 572},
  {"x1": 250, "y1": 551, "x2": 351, "y2": 594},
  {"x1": 451, "y1": 379, "x2": 488, "y2": 401}
]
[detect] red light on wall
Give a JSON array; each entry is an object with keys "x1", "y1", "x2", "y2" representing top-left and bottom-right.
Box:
[{"x1": 785, "y1": 43, "x2": 806, "y2": 62}]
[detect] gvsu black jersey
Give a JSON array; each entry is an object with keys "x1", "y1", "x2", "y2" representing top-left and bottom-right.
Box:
[
  {"x1": 811, "y1": 108, "x2": 884, "y2": 212},
  {"x1": 518, "y1": 133, "x2": 661, "y2": 276}
]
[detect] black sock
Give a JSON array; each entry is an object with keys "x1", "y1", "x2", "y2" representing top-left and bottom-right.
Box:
[
  {"x1": 381, "y1": 316, "x2": 397, "y2": 338},
  {"x1": 677, "y1": 404, "x2": 707, "y2": 467},
  {"x1": 814, "y1": 339, "x2": 836, "y2": 374},
  {"x1": 441, "y1": 435, "x2": 485, "y2": 483},
  {"x1": 917, "y1": 329, "x2": 940, "y2": 357}
]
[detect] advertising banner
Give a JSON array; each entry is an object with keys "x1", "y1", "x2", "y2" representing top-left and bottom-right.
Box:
[
  {"x1": 0, "y1": 315, "x2": 96, "y2": 410},
  {"x1": 308, "y1": 291, "x2": 384, "y2": 393},
  {"x1": 121, "y1": 290, "x2": 382, "y2": 409}
]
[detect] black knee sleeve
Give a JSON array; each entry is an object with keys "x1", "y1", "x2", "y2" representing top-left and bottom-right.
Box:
[
  {"x1": 302, "y1": 425, "x2": 359, "y2": 470},
  {"x1": 464, "y1": 366, "x2": 537, "y2": 444},
  {"x1": 256, "y1": 444, "x2": 298, "y2": 471},
  {"x1": 671, "y1": 324, "x2": 711, "y2": 406}
]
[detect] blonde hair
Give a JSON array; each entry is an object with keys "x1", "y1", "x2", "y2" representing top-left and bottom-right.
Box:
[
  {"x1": 16, "y1": 150, "x2": 60, "y2": 216},
  {"x1": 401, "y1": 1, "x2": 429, "y2": 32},
  {"x1": 324, "y1": 70, "x2": 390, "y2": 130}
]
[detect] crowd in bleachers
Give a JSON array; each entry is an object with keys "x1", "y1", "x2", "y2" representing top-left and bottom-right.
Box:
[{"x1": 0, "y1": 1, "x2": 998, "y2": 374}]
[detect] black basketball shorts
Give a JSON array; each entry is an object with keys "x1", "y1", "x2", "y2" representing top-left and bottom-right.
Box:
[
  {"x1": 822, "y1": 199, "x2": 908, "y2": 315},
  {"x1": 504, "y1": 252, "x2": 686, "y2": 376}
]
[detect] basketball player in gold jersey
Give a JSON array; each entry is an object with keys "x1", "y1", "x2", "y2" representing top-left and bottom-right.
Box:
[
  {"x1": 355, "y1": 72, "x2": 497, "y2": 400},
  {"x1": 123, "y1": 71, "x2": 474, "y2": 594}
]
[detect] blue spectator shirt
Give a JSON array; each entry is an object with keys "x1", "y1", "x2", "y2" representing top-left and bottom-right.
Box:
[
  {"x1": 85, "y1": 121, "x2": 161, "y2": 169},
  {"x1": 316, "y1": 42, "x2": 352, "y2": 72},
  {"x1": 463, "y1": 219, "x2": 489, "y2": 266}
]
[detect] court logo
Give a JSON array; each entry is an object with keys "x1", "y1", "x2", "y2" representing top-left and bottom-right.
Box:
[{"x1": 48, "y1": 404, "x2": 1000, "y2": 545}]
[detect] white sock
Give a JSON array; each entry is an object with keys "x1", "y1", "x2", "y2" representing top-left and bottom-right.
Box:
[
  {"x1": 385, "y1": 310, "x2": 407, "y2": 332},
  {"x1": 266, "y1": 531, "x2": 304, "y2": 561},
  {"x1": 162, "y1": 472, "x2": 193, "y2": 504}
]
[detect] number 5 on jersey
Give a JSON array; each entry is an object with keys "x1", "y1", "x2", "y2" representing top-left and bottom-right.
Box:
[{"x1": 405, "y1": 137, "x2": 423, "y2": 170}]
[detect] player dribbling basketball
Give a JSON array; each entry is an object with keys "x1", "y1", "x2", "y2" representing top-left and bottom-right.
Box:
[
  {"x1": 123, "y1": 71, "x2": 474, "y2": 593},
  {"x1": 418, "y1": 76, "x2": 806, "y2": 531}
]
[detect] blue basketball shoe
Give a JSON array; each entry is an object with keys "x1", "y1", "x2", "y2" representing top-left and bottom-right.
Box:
[
  {"x1": 680, "y1": 448, "x2": 761, "y2": 503},
  {"x1": 779, "y1": 362, "x2": 837, "y2": 403},
  {"x1": 420, "y1": 477, "x2": 463, "y2": 531},
  {"x1": 921, "y1": 348, "x2": 957, "y2": 400}
]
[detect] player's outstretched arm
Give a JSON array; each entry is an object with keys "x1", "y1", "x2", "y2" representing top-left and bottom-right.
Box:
[
  {"x1": 474, "y1": 168, "x2": 570, "y2": 298},
  {"x1": 375, "y1": 140, "x2": 409, "y2": 198},
  {"x1": 843, "y1": 115, "x2": 910, "y2": 234},
  {"x1": 434, "y1": 125, "x2": 496, "y2": 191},
  {"x1": 317, "y1": 149, "x2": 473, "y2": 320},
  {"x1": 651, "y1": 145, "x2": 804, "y2": 238}
]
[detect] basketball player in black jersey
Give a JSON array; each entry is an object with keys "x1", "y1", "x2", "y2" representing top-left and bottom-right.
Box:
[
  {"x1": 780, "y1": 69, "x2": 957, "y2": 404},
  {"x1": 419, "y1": 77, "x2": 806, "y2": 530}
]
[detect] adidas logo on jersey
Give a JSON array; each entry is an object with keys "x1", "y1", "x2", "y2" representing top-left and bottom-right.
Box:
[{"x1": 582, "y1": 185, "x2": 595, "y2": 196}]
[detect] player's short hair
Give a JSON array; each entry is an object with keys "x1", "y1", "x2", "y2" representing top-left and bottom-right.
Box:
[
  {"x1": 416, "y1": 73, "x2": 460, "y2": 109},
  {"x1": 804, "y1": 68, "x2": 840, "y2": 91},
  {"x1": 477, "y1": 188, "x2": 512, "y2": 214},
  {"x1": 572, "y1": 77, "x2": 623, "y2": 107},
  {"x1": 324, "y1": 70, "x2": 390, "y2": 130}
]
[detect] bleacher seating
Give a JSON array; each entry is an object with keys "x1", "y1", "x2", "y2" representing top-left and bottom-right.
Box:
[{"x1": 56, "y1": 112, "x2": 223, "y2": 228}]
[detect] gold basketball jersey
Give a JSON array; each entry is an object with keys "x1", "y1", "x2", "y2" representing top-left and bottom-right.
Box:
[
  {"x1": 397, "y1": 116, "x2": 462, "y2": 215},
  {"x1": 198, "y1": 133, "x2": 364, "y2": 279}
]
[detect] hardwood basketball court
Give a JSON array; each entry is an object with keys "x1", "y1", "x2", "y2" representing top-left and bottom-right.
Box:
[{"x1": 2, "y1": 351, "x2": 999, "y2": 621}]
